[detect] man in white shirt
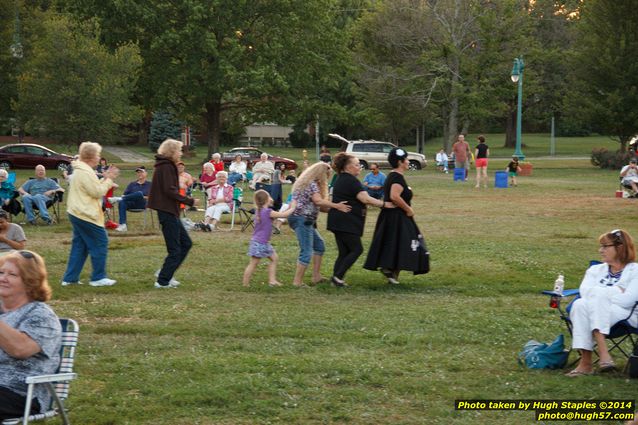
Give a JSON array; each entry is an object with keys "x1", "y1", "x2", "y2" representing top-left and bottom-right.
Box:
[
  {"x1": 620, "y1": 158, "x2": 638, "y2": 194},
  {"x1": 435, "y1": 149, "x2": 449, "y2": 173}
]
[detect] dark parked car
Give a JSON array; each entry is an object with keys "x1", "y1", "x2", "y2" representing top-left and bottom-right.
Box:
[
  {"x1": 0, "y1": 143, "x2": 73, "y2": 171},
  {"x1": 221, "y1": 147, "x2": 298, "y2": 170}
]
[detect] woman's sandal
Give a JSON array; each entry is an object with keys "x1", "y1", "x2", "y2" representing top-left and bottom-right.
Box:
[
  {"x1": 565, "y1": 369, "x2": 593, "y2": 377},
  {"x1": 598, "y1": 360, "x2": 617, "y2": 372}
]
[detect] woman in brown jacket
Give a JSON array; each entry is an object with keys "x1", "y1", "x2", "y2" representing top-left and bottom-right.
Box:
[{"x1": 147, "y1": 139, "x2": 198, "y2": 288}]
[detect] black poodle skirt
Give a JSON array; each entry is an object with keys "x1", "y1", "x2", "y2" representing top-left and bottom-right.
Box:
[{"x1": 363, "y1": 208, "x2": 429, "y2": 274}]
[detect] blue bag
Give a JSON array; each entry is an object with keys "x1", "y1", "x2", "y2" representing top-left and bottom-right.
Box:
[{"x1": 518, "y1": 334, "x2": 569, "y2": 369}]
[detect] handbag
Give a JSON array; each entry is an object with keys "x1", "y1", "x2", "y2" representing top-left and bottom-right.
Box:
[{"x1": 518, "y1": 334, "x2": 569, "y2": 369}]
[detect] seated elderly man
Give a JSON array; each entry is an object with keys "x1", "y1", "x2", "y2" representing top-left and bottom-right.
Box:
[
  {"x1": 18, "y1": 165, "x2": 63, "y2": 225},
  {"x1": 251, "y1": 153, "x2": 274, "y2": 189},
  {"x1": 107, "y1": 166, "x2": 151, "y2": 232},
  {"x1": 362, "y1": 163, "x2": 386, "y2": 199},
  {"x1": 620, "y1": 158, "x2": 638, "y2": 196}
]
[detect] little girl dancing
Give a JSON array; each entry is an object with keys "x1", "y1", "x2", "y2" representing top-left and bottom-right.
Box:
[{"x1": 243, "y1": 190, "x2": 296, "y2": 287}]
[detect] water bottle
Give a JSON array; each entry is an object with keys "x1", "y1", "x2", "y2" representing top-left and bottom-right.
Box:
[{"x1": 553, "y1": 274, "x2": 564, "y2": 296}]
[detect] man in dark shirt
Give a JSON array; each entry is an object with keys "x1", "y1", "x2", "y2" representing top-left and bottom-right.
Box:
[{"x1": 108, "y1": 166, "x2": 151, "y2": 232}]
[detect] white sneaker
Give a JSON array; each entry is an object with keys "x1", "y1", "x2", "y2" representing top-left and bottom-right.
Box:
[
  {"x1": 61, "y1": 281, "x2": 84, "y2": 286},
  {"x1": 89, "y1": 278, "x2": 117, "y2": 287},
  {"x1": 107, "y1": 196, "x2": 122, "y2": 204},
  {"x1": 154, "y1": 281, "x2": 178, "y2": 289},
  {"x1": 115, "y1": 224, "x2": 128, "y2": 232},
  {"x1": 154, "y1": 270, "x2": 180, "y2": 286}
]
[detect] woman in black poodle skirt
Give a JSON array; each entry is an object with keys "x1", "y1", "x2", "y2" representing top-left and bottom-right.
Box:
[{"x1": 364, "y1": 148, "x2": 429, "y2": 284}]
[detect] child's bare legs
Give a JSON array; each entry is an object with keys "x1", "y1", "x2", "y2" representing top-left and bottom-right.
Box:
[
  {"x1": 512, "y1": 175, "x2": 517, "y2": 186},
  {"x1": 475, "y1": 167, "x2": 481, "y2": 188},
  {"x1": 267, "y1": 252, "x2": 281, "y2": 286},
  {"x1": 482, "y1": 167, "x2": 488, "y2": 187},
  {"x1": 243, "y1": 257, "x2": 260, "y2": 286}
]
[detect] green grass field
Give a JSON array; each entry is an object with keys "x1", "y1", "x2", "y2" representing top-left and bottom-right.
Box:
[{"x1": 12, "y1": 142, "x2": 635, "y2": 425}]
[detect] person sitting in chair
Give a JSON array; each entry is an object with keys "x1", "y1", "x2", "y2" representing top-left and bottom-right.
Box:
[
  {"x1": 0, "y1": 170, "x2": 20, "y2": 216},
  {"x1": 201, "y1": 171, "x2": 233, "y2": 231},
  {"x1": 107, "y1": 166, "x2": 152, "y2": 232},
  {"x1": 18, "y1": 165, "x2": 63, "y2": 226},
  {"x1": 251, "y1": 153, "x2": 274, "y2": 189},
  {"x1": 0, "y1": 210, "x2": 26, "y2": 253},
  {"x1": 566, "y1": 229, "x2": 638, "y2": 377},
  {"x1": 620, "y1": 158, "x2": 638, "y2": 196},
  {"x1": 362, "y1": 163, "x2": 386, "y2": 199},
  {"x1": 0, "y1": 250, "x2": 61, "y2": 420},
  {"x1": 228, "y1": 154, "x2": 247, "y2": 186}
]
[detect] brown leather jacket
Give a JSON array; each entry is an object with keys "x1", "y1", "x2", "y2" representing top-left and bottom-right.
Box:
[{"x1": 147, "y1": 155, "x2": 194, "y2": 216}]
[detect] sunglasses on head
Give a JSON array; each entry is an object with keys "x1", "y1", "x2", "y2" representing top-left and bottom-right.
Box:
[
  {"x1": 609, "y1": 229, "x2": 623, "y2": 245},
  {"x1": 18, "y1": 250, "x2": 37, "y2": 263}
]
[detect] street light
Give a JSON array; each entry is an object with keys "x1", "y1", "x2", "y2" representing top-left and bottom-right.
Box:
[{"x1": 510, "y1": 56, "x2": 525, "y2": 160}]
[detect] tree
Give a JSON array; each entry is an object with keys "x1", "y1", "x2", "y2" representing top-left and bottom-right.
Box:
[
  {"x1": 571, "y1": 0, "x2": 638, "y2": 151},
  {"x1": 61, "y1": 0, "x2": 349, "y2": 157},
  {"x1": 13, "y1": 13, "x2": 141, "y2": 145}
]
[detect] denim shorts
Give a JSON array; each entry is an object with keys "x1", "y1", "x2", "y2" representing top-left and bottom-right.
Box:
[{"x1": 288, "y1": 215, "x2": 325, "y2": 266}]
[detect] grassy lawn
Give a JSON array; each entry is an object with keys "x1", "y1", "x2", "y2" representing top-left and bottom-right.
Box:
[{"x1": 15, "y1": 153, "x2": 635, "y2": 424}]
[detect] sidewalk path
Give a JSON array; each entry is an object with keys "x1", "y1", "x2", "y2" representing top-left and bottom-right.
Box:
[{"x1": 103, "y1": 147, "x2": 153, "y2": 164}]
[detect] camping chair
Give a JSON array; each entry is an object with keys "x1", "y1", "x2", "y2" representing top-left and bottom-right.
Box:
[
  {"x1": 28, "y1": 177, "x2": 63, "y2": 224},
  {"x1": 542, "y1": 261, "x2": 638, "y2": 366},
  {"x1": 2, "y1": 318, "x2": 79, "y2": 425},
  {"x1": 228, "y1": 187, "x2": 254, "y2": 231}
]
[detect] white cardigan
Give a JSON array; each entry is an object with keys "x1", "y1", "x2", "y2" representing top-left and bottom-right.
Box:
[{"x1": 579, "y1": 262, "x2": 638, "y2": 313}]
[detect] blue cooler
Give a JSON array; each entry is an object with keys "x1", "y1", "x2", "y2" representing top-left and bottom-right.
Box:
[
  {"x1": 453, "y1": 167, "x2": 465, "y2": 181},
  {"x1": 495, "y1": 171, "x2": 508, "y2": 188}
]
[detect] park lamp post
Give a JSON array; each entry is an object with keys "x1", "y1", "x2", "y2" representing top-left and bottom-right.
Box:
[{"x1": 510, "y1": 56, "x2": 525, "y2": 161}]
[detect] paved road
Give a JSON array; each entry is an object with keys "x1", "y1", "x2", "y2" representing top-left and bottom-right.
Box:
[{"x1": 103, "y1": 147, "x2": 153, "y2": 163}]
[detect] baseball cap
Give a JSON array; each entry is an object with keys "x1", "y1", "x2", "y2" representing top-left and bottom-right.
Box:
[
  {"x1": 630, "y1": 159, "x2": 637, "y2": 164},
  {"x1": 135, "y1": 166, "x2": 146, "y2": 172}
]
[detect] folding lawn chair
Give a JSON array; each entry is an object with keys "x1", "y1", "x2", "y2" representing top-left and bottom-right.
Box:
[
  {"x1": 2, "y1": 318, "x2": 79, "y2": 425},
  {"x1": 542, "y1": 261, "x2": 638, "y2": 366}
]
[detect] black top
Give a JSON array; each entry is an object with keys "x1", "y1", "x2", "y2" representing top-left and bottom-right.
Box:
[
  {"x1": 327, "y1": 173, "x2": 366, "y2": 236},
  {"x1": 475, "y1": 143, "x2": 489, "y2": 159},
  {"x1": 383, "y1": 172, "x2": 412, "y2": 206},
  {"x1": 507, "y1": 160, "x2": 519, "y2": 172}
]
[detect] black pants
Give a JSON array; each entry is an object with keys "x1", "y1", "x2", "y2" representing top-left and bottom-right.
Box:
[
  {"x1": 0, "y1": 386, "x2": 40, "y2": 420},
  {"x1": 157, "y1": 210, "x2": 192, "y2": 285},
  {"x1": 332, "y1": 231, "x2": 363, "y2": 280}
]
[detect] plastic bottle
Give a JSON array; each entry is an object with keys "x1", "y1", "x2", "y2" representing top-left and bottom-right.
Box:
[{"x1": 553, "y1": 274, "x2": 564, "y2": 296}]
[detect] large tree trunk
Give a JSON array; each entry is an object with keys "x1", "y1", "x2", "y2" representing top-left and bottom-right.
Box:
[
  {"x1": 445, "y1": 96, "x2": 459, "y2": 152},
  {"x1": 204, "y1": 100, "x2": 222, "y2": 159},
  {"x1": 504, "y1": 106, "x2": 516, "y2": 148},
  {"x1": 138, "y1": 109, "x2": 152, "y2": 145}
]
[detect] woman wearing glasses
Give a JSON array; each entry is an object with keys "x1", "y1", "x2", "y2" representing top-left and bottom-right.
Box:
[
  {"x1": 0, "y1": 250, "x2": 61, "y2": 419},
  {"x1": 566, "y1": 229, "x2": 638, "y2": 376}
]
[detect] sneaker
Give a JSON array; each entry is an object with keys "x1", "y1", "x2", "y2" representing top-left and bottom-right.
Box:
[
  {"x1": 43, "y1": 217, "x2": 53, "y2": 225},
  {"x1": 107, "y1": 196, "x2": 123, "y2": 204},
  {"x1": 154, "y1": 281, "x2": 178, "y2": 289},
  {"x1": 154, "y1": 270, "x2": 180, "y2": 286},
  {"x1": 331, "y1": 276, "x2": 348, "y2": 288},
  {"x1": 28, "y1": 220, "x2": 37, "y2": 226},
  {"x1": 61, "y1": 281, "x2": 84, "y2": 286},
  {"x1": 89, "y1": 278, "x2": 117, "y2": 287},
  {"x1": 115, "y1": 224, "x2": 128, "y2": 232}
]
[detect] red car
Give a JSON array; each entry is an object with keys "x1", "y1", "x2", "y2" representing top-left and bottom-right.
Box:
[
  {"x1": 221, "y1": 147, "x2": 297, "y2": 170},
  {"x1": 0, "y1": 143, "x2": 73, "y2": 171}
]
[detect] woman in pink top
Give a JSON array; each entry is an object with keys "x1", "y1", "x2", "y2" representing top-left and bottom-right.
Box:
[{"x1": 201, "y1": 171, "x2": 233, "y2": 230}]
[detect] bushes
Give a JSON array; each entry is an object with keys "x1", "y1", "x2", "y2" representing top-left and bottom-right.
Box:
[{"x1": 591, "y1": 148, "x2": 634, "y2": 169}]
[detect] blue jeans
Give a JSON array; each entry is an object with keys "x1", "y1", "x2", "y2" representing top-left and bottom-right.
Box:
[
  {"x1": 63, "y1": 214, "x2": 109, "y2": 282},
  {"x1": 366, "y1": 188, "x2": 384, "y2": 199},
  {"x1": 157, "y1": 210, "x2": 192, "y2": 285},
  {"x1": 228, "y1": 172, "x2": 244, "y2": 185},
  {"x1": 288, "y1": 215, "x2": 325, "y2": 266},
  {"x1": 118, "y1": 191, "x2": 146, "y2": 224},
  {"x1": 22, "y1": 193, "x2": 51, "y2": 221}
]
